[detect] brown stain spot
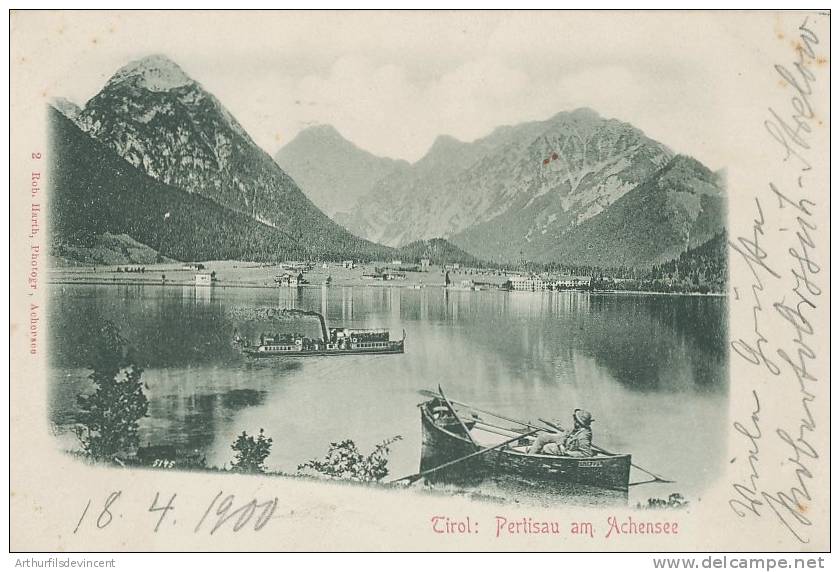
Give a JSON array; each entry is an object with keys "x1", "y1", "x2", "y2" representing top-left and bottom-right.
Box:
[
  {"x1": 797, "y1": 502, "x2": 808, "y2": 514},
  {"x1": 773, "y1": 14, "x2": 785, "y2": 40},
  {"x1": 91, "y1": 37, "x2": 99, "y2": 45},
  {"x1": 816, "y1": 57, "x2": 828, "y2": 66}
]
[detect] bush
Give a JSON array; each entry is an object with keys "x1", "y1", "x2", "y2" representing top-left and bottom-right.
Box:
[
  {"x1": 230, "y1": 429, "x2": 273, "y2": 473},
  {"x1": 75, "y1": 322, "x2": 149, "y2": 461},
  {"x1": 297, "y1": 436, "x2": 402, "y2": 482}
]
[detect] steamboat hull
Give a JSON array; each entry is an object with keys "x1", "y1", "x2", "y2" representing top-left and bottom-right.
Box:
[{"x1": 243, "y1": 341, "x2": 405, "y2": 358}]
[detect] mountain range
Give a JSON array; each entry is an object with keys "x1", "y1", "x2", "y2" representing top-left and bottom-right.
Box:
[
  {"x1": 50, "y1": 56, "x2": 454, "y2": 265},
  {"x1": 51, "y1": 53, "x2": 726, "y2": 271},
  {"x1": 280, "y1": 109, "x2": 726, "y2": 266},
  {"x1": 51, "y1": 101, "x2": 487, "y2": 268},
  {"x1": 49, "y1": 55, "x2": 481, "y2": 266}
]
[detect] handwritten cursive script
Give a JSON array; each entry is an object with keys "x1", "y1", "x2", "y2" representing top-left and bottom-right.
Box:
[{"x1": 728, "y1": 16, "x2": 823, "y2": 544}]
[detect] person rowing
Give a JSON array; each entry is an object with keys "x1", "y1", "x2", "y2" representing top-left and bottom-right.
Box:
[{"x1": 527, "y1": 408, "x2": 594, "y2": 457}]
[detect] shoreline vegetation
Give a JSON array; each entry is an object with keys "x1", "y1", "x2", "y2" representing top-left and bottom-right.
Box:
[
  {"x1": 48, "y1": 259, "x2": 727, "y2": 296},
  {"x1": 61, "y1": 445, "x2": 539, "y2": 507}
]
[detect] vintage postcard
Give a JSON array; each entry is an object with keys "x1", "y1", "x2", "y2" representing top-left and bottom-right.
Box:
[{"x1": 9, "y1": 10, "x2": 830, "y2": 553}]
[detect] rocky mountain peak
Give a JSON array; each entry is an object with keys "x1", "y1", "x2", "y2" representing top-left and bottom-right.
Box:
[
  {"x1": 276, "y1": 123, "x2": 410, "y2": 217},
  {"x1": 426, "y1": 134, "x2": 466, "y2": 154},
  {"x1": 288, "y1": 124, "x2": 362, "y2": 154},
  {"x1": 298, "y1": 124, "x2": 344, "y2": 140},
  {"x1": 76, "y1": 53, "x2": 324, "y2": 232},
  {"x1": 416, "y1": 134, "x2": 476, "y2": 170},
  {"x1": 50, "y1": 97, "x2": 82, "y2": 121},
  {"x1": 560, "y1": 106, "x2": 601, "y2": 120},
  {"x1": 665, "y1": 154, "x2": 713, "y2": 177},
  {"x1": 544, "y1": 107, "x2": 622, "y2": 136},
  {"x1": 106, "y1": 54, "x2": 193, "y2": 92}
]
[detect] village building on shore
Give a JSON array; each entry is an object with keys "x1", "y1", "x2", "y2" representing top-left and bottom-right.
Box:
[{"x1": 505, "y1": 274, "x2": 592, "y2": 291}]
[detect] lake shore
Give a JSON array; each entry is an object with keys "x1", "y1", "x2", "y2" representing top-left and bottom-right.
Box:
[
  {"x1": 47, "y1": 260, "x2": 727, "y2": 297},
  {"x1": 48, "y1": 259, "x2": 485, "y2": 289}
]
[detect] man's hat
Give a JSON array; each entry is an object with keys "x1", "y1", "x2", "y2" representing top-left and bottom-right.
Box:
[{"x1": 574, "y1": 408, "x2": 594, "y2": 426}]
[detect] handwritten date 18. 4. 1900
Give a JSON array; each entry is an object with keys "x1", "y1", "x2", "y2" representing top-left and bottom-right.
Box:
[{"x1": 73, "y1": 491, "x2": 278, "y2": 535}]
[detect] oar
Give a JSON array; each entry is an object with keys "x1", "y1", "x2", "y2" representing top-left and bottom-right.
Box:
[
  {"x1": 539, "y1": 417, "x2": 674, "y2": 484},
  {"x1": 390, "y1": 429, "x2": 541, "y2": 485},
  {"x1": 628, "y1": 478, "x2": 664, "y2": 487},
  {"x1": 438, "y1": 385, "x2": 478, "y2": 446},
  {"x1": 537, "y1": 418, "x2": 567, "y2": 435},
  {"x1": 471, "y1": 420, "x2": 527, "y2": 439}
]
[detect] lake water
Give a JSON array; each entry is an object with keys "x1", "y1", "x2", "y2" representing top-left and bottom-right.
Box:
[{"x1": 48, "y1": 284, "x2": 728, "y2": 506}]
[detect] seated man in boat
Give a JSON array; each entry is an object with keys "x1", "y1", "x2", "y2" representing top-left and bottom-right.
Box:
[{"x1": 527, "y1": 409, "x2": 594, "y2": 457}]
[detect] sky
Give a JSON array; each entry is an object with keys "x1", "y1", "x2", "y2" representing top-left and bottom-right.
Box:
[{"x1": 13, "y1": 11, "x2": 782, "y2": 169}]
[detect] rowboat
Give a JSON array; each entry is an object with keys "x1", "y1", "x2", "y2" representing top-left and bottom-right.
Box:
[{"x1": 419, "y1": 397, "x2": 632, "y2": 491}]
